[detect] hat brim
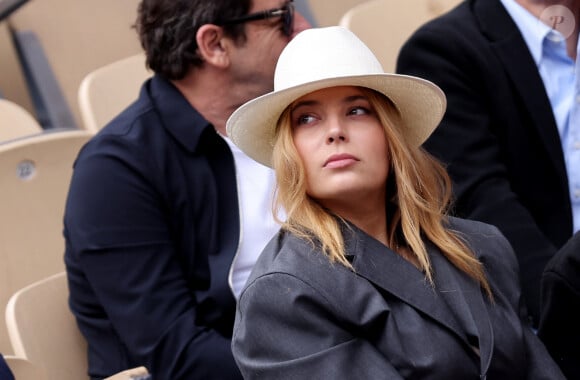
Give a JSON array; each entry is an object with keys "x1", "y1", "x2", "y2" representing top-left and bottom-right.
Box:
[{"x1": 227, "y1": 73, "x2": 446, "y2": 168}]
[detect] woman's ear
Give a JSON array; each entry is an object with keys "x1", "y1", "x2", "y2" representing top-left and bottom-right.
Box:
[{"x1": 196, "y1": 24, "x2": 230, "y2": 68}]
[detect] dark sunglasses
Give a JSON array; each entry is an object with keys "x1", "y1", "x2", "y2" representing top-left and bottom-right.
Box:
[{"x1": 218, "y1": 1, "x2": 295, "y2": 37}]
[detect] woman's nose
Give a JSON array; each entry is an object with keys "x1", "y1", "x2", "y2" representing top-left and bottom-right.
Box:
[
  {"x1": 327, "y1": 134, "x2": 346, "y2": 144},
  {"x1": 326, "y1": 121, "x2": 347, "y2": 144}
]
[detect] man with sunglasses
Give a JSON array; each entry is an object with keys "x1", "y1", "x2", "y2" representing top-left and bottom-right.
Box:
[{"x1": 64, "y1": 1, "x2": 310, "y2": 379}]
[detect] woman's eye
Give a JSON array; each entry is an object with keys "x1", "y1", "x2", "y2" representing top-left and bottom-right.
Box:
[
  {"x1": 296, "y1": 114, "x2": 316, "y2": 125},
  {"x1": 349, "y1": 106, "x2": 370, "y2": 116}
]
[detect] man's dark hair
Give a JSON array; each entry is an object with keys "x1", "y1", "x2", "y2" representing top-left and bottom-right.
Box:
[{"x1": 135, "y1": 0, "x2": 251, "y2": 80}]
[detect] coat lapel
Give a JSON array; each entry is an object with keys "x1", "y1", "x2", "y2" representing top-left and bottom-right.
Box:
[
  {"x1": 346, "y1": 225, "x2": 493, "y2": 374},
  {"x1": 429, "y1": 241, "x2": 494, "y2": 376}
]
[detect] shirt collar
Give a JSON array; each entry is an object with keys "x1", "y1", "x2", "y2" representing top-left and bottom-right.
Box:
[
  {"x1": 500, "y1": 0, "x2": 559, "y2": 65},
  {"x1": 146, "y1": 74, "x2": 213, "y2": 153}
]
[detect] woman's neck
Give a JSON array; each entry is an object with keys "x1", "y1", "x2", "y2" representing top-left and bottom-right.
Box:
[{"x1": 330, "y1": 198, "x2": 388, "y2": 246}]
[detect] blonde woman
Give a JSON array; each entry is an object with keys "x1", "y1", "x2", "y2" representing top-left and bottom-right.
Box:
[{"x1": 226, "y1": 27, "x2": 563, "y2": 379}]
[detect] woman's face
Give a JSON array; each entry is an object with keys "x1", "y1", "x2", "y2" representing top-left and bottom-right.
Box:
[{"x1": 290, "y1": 86, "x2": 390, "y2": 211}]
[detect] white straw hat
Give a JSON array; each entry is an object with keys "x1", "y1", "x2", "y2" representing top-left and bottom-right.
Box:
[{"x1": 226, "y1": 26, "x2": 446, "y2": 168}]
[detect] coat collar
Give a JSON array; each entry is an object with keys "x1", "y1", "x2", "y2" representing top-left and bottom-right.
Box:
[
  {"x1": 472, "y1": 0, "x2": 567, "y2": 183},
  {"x1": 343, "y1": 222, "x2": 493, "y2": 375}
]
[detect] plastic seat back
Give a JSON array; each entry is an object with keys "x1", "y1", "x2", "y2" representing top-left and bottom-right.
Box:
[
  {"x1": 0, "y1": 98, "x2": 42, "y2": 142},
  {"x1": 78, "y1": 53, "x2": 151, "y2": 133},
  {"x1": 339, "y1": 0, "x2": 462, "y2": 73},
  {"x1": 0, "y1": 130, "x2": 92, "y2": 354},
  {"x1": 5, "y1": 272, "x2": 87, "y2": 380}
]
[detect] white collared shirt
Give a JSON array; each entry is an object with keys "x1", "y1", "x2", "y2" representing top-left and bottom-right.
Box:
[{"x1": 223, "y1": 136, "x2": 282, "y2": 298}]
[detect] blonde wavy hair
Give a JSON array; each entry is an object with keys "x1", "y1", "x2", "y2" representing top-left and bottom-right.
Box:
[{"x1": 271, "y1": 87, "x2": 491, "y2": 297}]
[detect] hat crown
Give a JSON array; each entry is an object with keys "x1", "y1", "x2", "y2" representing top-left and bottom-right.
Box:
[
  {"x1": 226, "y1": 26, "x2": 445, "y2": 168},
  {"x1": 274, "y1": 26, "x2": 385, "y2": 91}
]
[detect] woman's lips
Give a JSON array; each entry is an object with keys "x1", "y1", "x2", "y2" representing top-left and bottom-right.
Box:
[{"x1": 324, "y1": 153, "x2": 359, "y2": 168}]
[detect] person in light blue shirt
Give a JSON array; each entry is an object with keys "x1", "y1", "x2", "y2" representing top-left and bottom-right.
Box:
[
  {"x1": 499, "y1": 4, "x2": 580, "y2": 376},
  {"x1": 397, "y1": 0, "x2": 579, "y2": 329},
  {"x1": 501, "y1": 0, "x2": 580, "y2": 232},
  {"x1": 397, "y1": 0, "x2": 580, "y2": 376}
]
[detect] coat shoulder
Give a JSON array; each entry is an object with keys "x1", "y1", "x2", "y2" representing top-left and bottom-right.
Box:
[{"x1": 447, "y1": 216, "x2": 518, "y2": 270}]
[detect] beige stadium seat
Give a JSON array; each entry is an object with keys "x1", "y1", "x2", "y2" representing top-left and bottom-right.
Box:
[
  {"x1": 427, "y1": 0, "x2": 464, "y2": 16},
  {"x1": 5, "y1": 272, "x2": 151, "y2": 380},
  {"x1": 0, "y1": 129, "x2": 92, "y2": 354},
  {"x1": 7, "y1": 0, "x2": 142, "y2": 128},
  {"x1": 3, "y1": 355, "x2": 46, "y2": 380},
  {"x1": 3, "y1": 355, "x2": 149, "y2": 380},
  {"x1": 308, "y1": 0, "x2": 369, "y2": 26},
  {"x1": 3, "y1": 355, "x2": 48, "y2": 380},
  {"x1": 78, "y1": 53, "x2": 151, "y2": 133},
  {"x1": 0, "y1": 98, "x2": 42, "y2": 142},
  {"x1": 339, "y1": 0, "x2": 462, "y2": 73},
  {"x1": 3, "y1": 357, "x2": 150, "y2": 380},
  {"x1": 0, "y1": 21, "x2": 34, "y2": 115},
  {"x1": 5, "y1": 272, "x2": 87, "y2": 380}
]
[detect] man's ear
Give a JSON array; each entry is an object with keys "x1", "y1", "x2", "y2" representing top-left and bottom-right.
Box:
[{"x1": 196, "y1": 24, "x2": 230, "y2": 68}]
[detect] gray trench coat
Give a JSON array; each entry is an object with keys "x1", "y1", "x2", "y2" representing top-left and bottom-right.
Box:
[{"x1": 232, "y1": 217, "x2": 564, "y2": 379}]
